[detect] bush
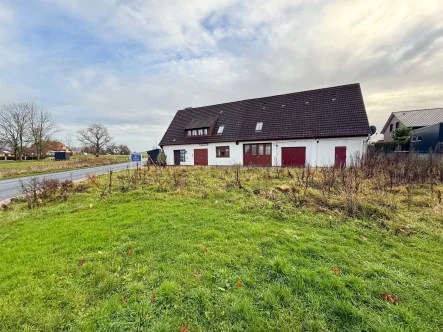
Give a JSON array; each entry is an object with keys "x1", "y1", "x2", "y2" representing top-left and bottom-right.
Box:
[{"x1": 157, "y1": 150, "x2": 167, "y2": 166}]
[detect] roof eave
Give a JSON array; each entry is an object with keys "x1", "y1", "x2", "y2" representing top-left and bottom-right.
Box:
[
  {"x1": 161, "y1": 134, "x2": 370, "y2": 146},
  {"x1": 381, "y1": 113, "x2": 395, "y2": 134}
]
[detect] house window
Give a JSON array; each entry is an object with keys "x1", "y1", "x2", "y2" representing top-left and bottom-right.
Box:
[
  {"x1": 216, "y1": 146, "x2": 230, "y2": 158},
  {"x1": 180, "y1": 150, "x2": 186, "y2": 162},
  {"x1": 417, "y1": 136, "x2": 422, "y2": 141},
  {"x1": 217, "y1": 126, "x2": 224, "y2": 134},
  {"x1": 187, "y1": 128, "x2": 209, "y2": 136},
  {"x1": 244, "y1": 144, "x2": 250, "y2": 155},
  {"x1": 411, "y1": 136, "x2": 416, "y2": 142},
  {"x1": 255, "y1": 122, "x2": 263, "y2": 131},
  {"x1": 389, "y1": 124, "x2": 393, "y2": 132},
  {"x1": 252, "y1": 145, "x2": 257, "y2": 155},
  {"x1": 396, "y1": 122, "x2": 400, "y2": 129},
  {"x1": 258, "y1": 144, "x2": 264, "y2": 155},
  {"x1": 265, "y1": 144, "x2": 271, "y2": 155}
]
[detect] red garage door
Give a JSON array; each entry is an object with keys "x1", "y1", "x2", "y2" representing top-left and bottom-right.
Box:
[
  {"x1": 334, "y1": 146, "x2": 347, "y2": 168},
  {"x1": 281, "y1": 147, "x2": 306, "y2": 167},
  {"x1": 194, "y1": 149, "x2": 208, "y2": 165},
  {"x1": 243, "y1": 143, "x2": 272, "y2": 166}
]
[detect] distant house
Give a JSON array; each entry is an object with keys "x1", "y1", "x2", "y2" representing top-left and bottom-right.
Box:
[
  {"x1": 0, "y1": 149, "x2": 14, "y2": 160},
  {"x1": 0, "y1": 142, "x2": 14, "y2": 160},
  {"x1": 381, "y1": 108, "x2": 443, "y2": 142},
  {"x1": 26, "y1": 141, "x2": 71, "y2": 158},
  {"x1": 159, "y1": 84, "x2": 371, "y2": 167}
]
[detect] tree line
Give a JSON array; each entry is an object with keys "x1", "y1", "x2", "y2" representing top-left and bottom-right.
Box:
[{"x1": 0, "y1": 102, "x2": 130, "y2": 160}]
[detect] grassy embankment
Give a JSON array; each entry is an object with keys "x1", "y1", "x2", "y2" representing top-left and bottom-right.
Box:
[
  {"x1": 0, "y1": 155, "x2": 128, "y2": 180},
  {"x1": 0, "y1": 160, "x2": 443, "y2": 331}
]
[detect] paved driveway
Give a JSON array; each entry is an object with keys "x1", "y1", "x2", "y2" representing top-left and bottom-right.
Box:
[{"x1": 0, "y1": 160, "x2": 146, "y2": 201}]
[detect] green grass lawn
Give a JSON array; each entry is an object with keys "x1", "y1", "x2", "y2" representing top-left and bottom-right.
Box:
[
  {"x1": 0, "y1": 155, "x2": 128, "y2": 179},
  {"x1": 0, "y1": 167, "x2": 442, "y2": 331}
]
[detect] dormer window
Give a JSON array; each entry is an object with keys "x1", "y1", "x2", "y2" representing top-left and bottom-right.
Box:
[
  {"x1": 185, "y1": 127, "x2": 209, "y2": 137},
  {"x1": 184, "y1": 115, "x2": 217, "y2": 138},
  {"x1": 217, "y1": 125, "x2": 224, "y2": 134},
  {"x1": 255, "y1": 122, "x2": 263, "y2": 131}
]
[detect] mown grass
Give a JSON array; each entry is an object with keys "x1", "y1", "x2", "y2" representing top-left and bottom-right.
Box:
[
  {"x1": 0, "y1": 166, "x2": 442, "y2": 331},
  {"x1": 0, "y1": 155, "x2": 128, "y2": 179}
]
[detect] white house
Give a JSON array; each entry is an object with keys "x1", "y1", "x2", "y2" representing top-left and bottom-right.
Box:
[{"x1": 160, "y1": 84, "x2": 371, "y2": 167}]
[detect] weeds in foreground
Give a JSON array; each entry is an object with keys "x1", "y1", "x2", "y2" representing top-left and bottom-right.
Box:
[
  {"x1": 2, "y1": 153, "x2": 443, "y2": 331},
  {"x1": 19, "y1": 177, "x2": 84, "y2": 208},
  {"x1": 15, "y1": 152, "x2": 443, "y2": 222}
]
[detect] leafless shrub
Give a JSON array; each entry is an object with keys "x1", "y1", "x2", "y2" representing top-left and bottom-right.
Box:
[
  {"x1": 18, "y1": 177, "x2": 76, "y2": 208},
  {"x1": 39, "y1": 179, "x2": 59, "y2": 200},
  {"x1": 74, "y1": 183, "x2": 89, "y2": 193},
  {"x1": 87, "y1": 174, "x2": 100, "y2": 187},
  {"x1": 233, "y1": 164, "x2": 242, "y2": 189},
  {"x1": 319, "y1": 166, "x2": 337, "y2": 199},
  {"x1": 60, "y1": 180, "x2": 74, "y2": 201},
  {"x1": 20, "y1": 178, "x2": 41, "y2": 209}
]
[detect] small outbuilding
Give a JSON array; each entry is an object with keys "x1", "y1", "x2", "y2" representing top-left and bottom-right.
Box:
[
  {"x1": 54, "y1": 151, "x2": 71, "y2": 161},
  {"x1": 146, "y1": 148, "x2": 161, "y2": 164}
]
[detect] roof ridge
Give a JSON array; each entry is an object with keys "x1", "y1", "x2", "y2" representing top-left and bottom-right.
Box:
[
  {"x1": 180, "y1": 83, "x2": 361, "y2": 111},
  {"x1": 393, "y1": 107, "x2": 443, "y2": 114}
]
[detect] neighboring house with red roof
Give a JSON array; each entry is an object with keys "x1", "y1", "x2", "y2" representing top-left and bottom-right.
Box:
[
  {"x1": 381, "y1": 108, "x2": 443, "y2": 142},
  {"x1": 26, "y1": 141, "x2": 71, "y2": 158},
  {"x1": 159, "y1": 83, "x2": 371, "y2": 167}
]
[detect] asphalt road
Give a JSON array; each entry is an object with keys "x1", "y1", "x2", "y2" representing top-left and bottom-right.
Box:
[{"x1": 0, "y1": 160, "x2": 146, "y2": 201}]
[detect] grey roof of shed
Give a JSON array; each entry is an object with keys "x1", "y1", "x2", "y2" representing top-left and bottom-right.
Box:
[
  {"x1": 160, "y1": 83, "x2": 370, "y2": 146},
  {"x1": 381, "y1": 108, "x2": 443, "y2": 133}
]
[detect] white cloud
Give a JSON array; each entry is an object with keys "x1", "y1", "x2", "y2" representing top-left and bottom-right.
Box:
[{"x1": 1, "y1": 0, "x2": 443, "y2": 150}]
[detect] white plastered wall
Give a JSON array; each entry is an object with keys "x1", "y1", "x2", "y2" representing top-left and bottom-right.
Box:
[{"x1": 162, "y1": 136, "x2": 367, "y2": 166}]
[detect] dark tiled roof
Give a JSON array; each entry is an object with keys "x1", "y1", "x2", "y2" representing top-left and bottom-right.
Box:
[
  {"x1": 160, "y1": 83, "x2": 370, "y2": 146},
  {"x1": 184, "y1": 115, "x2": 219, "y2": 129},
  {"x1": 381, "y1": 108, "x2": 443, "y2": 133}
]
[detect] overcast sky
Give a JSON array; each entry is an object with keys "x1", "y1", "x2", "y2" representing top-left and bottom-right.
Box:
[{"x1": 1, "y1": 0, "x2": 442, "y2": 151}]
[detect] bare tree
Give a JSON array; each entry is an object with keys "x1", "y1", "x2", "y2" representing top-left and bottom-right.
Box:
[
  {"x1": 28, "y1": 103, "x2": 58, "y2": 160},
  {"x1": 105, "y1": 142, "x2": 118, "y2": 155},
  {"x1": 63, "y1": 132, "x2": 75, "y2": 155},
  {"x1": 0, "y1": 102, "x2": 30, "y2": 160},
  {"x1": 0, "y1": 139, "x2": 7, "y2": 151},
  {"x1": 118, "y1": 144, "x2": 131, "y2": 155},
  {"x1": 77, "y1": 124, "x2": 112, "y2": 156},
  {"x1": 63, "y1": 132, "x2": 74, "y2": 150},
  {"x1": 104, "y1": 142, "x2": 130, "y2": 155}
]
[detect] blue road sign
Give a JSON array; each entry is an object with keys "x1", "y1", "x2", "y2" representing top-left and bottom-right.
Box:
[{"x1": 130, "y1": 153, "x2": 142, "y2": 162}]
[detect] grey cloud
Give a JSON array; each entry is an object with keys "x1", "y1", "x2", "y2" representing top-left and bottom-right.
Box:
[{"x1": 2, "y1": 0, "x2": 443, "y2": 151}]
